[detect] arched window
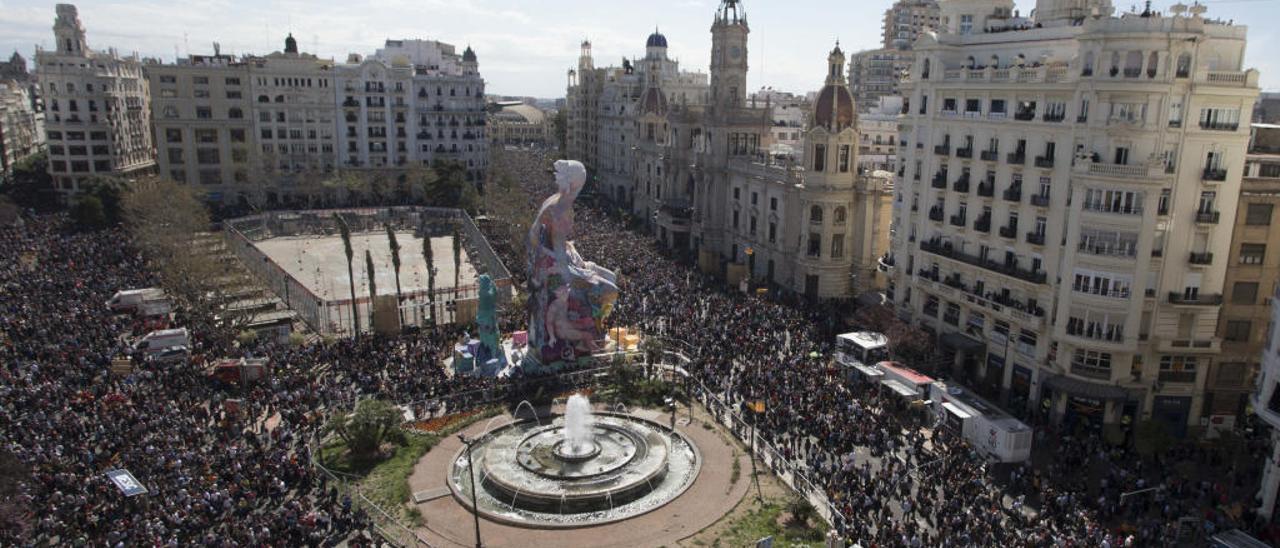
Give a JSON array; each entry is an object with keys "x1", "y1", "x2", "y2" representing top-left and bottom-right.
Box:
[
  {"x1": 1015, "y1": 54, "x2": 1026, "y2": 67},
  {"x1": 921, "y1": 59, "x2": 931, "y2": 79},
  {"x1": 966, "y1": 56, "x2": 976, "y2": 69},
  {"x1": 1109, "y1": 51, "x2": 1121, "y2": 76},
  {"x1": 990, "y1": 55, "x2": 1000, "y2": 69},
  {"x1": 1082, "y1": 51, "x2": 1095, "y2": 75},
  {"x1": 1124, "y1": 51, "x2": 1143, "y2": 77},
  {"x1": 810, "y1": 205, "x2": 824, "y2": 224},
  {"x1": 257, "y1": 95, "x2": 269, "y2": 103},
  {"x1": 1176, "y1": 53, "x2": 1192, "y2": 78},
  {"x1": 1147, "y1": 52, "x2": 1159, "y2": 78},
  {"x1": 834, "y1": 206, "x2": 847, "y2": 224},
  {"x1": 228, "y1": 107, "x2": 243, "y2": 119}
]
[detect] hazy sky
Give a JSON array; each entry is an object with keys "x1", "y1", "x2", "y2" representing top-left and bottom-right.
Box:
[{"x1": 1, "y1": 0, "x2": 1277, "y2": 98}]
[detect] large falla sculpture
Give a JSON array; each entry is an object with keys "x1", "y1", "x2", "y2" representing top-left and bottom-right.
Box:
[{"x1": 524, "y1": 160, "x2": 619, "y2": 370}]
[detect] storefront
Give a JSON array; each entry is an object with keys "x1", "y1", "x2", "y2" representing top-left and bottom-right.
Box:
[
  {"x1": 1153, "y1": 395, "x2": 1193, "y2": 438},
  {"x1": 1009, "y1": 365, "x2": 1032, "y2": 417}
]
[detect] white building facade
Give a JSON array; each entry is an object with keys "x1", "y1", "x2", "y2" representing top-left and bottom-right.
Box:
[
  {"x1": 36, "y1": 4, "x2": 154, "y2": 199},
  {"x1": 889, "y1": 0, "x2": 1259, "y2": 435}
]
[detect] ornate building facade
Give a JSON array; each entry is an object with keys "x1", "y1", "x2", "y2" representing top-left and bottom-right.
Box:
[
  {"x1": 889, "y1": 0, "x2": 1259, "y2": 435},
  {"x1": 566, "y1": 0, "x2": 892, "y2": 300},
  {"x1": 36, "y1": 4, "x2": 155, "y2": 199}
]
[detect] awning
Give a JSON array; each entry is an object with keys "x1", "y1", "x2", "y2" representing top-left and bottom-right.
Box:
[
  {"x1": 851, "y1": 363, "x2": 884, "y2": 379},
  {"x1": 1043, "y1": 374, "x2": 1129, "y2": 401},
  {"x1": 942, "y1": 402, "x2": 974, "y2": 421},
  {"x1": 940, "y1": 332, "x2": 986, "y2": 352},
  {"x1": 881, "y1": 379, "x2": 920, "y2": 399}
]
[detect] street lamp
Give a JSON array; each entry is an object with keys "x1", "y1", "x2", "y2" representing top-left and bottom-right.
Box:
[{"x1": 457, "y1": 434, "x2": 483, "y2": 548}]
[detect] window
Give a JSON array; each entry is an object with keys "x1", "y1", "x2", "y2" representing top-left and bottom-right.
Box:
[
  {"x1": 768, "y1": 222, "x2": 777, "y2": 243},
  {"x1": 162, "y1": 106, "x2": 179, "y2": 119},
  {"x1": 230, "y1": 129, "x2": 246, "y2": 143},
  {"x1": 196, "y1": 107, "x2": 212, "y2": 119},
  {"x1": 989, "y1": 99, "x2": 1006, "y2": 115},
  {"x1": 196, "y1": 148, "x2": 220, "y2": 164},
  {"x1": 1225, "y1": 320, "x2": 1252, "y2": 342},
  {"x1": 192, "y1": 76, "x2": 209, "y2": 85},
  {"x1": 832, "y1": 234, "x2": 844, "y2": 258},
  {"x1": 1158, "y1": 355, "x2": 1199, "y2": 383},
  {"x1": 193, "y1": 89, "x2": 210, "y2": 98},
  {"x1": 810, "y1": 205, "x2": 823, "y2": 224},
  {"x1": 959, "y1": 14, "x2": 973, "y2": 34},
  {"x1": 751, "y1": 192, "x2": 758, "y2": 206},
  {"x1": 231, "y1": 149, "x2": 248, "y2": 163},
  {"x1": 808, "y1": 233, "x2": 821, "y2": 257},
  {"x1": 1232, "y1": 282, "x2": 1258, "y2": 304},
  {"x1": 1199, "y1": 107, "x2": 1241, "y2": 130},
  {"x1": 225, "y1": 77, "x2": 241, "y2": 86},
  {"x1": 770, "y1": 197, "x2": 777, "y2": 211},
  {"x1": 167, "y1": 148, "x2": 184, "y2": 164},
  {"x1": 159, "y1": 75, "x2": 176, "y2": 84},
  {"x1": 195, "y1": 129, "x2": 217, "y2": 143},
  {"x1": 838, "y1": 145, "x2": 851, "y2": 172},
  {"x1": 1240, "y1": 243, "x2": 1266, "y2": 265},
  {"x1": 170, "y1": 169, "x2": 186, "y2": 182},
  {"x1": 1071, "y1": 349, "x2": 1113, "y2": 380},
  {"x1": 228, "y1": 107, "x2": 243, "y2": 119},
  {"x1": 813, "y1": 144, "x2": 826, "y2": 172},
  {"x1": 165, "y1": 128, "x2": 182, "y2": 142},
  {"x1": 1246, "y1": 203, "x2": 1273, "y2": 225},
  {"x1": 834, "y1": 207, "x2": 847, "y2": 224}
]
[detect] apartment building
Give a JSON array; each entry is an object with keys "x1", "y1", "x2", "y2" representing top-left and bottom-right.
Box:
[
  {"x1": 1211, "y1": 124, "x2": 1280, "y2": 431},
  {"x1": 0, "y1": 82, "x2": 44, "y2": 180},
  {"x1": 883, "y1": 0, "x2": 942, "y2": 50},
  {"x1": 850, "y1": 1, "x2": 941, "y2": 110},
  {"x1": 36, "y1": 4, "x2": 154, "y2": 199},
  {"x1": 1255, "y1": 288, "x2": 1280, "y2": 518},
  {"x1": 858, "y1": 96, "x2": 902, "y2": 173},
  {"x1": 150, "y1": 35, "x2": 485, "y2": 206},
  {"x1": 889, "y1": 0, "x2": 1259, "y2": 436}
]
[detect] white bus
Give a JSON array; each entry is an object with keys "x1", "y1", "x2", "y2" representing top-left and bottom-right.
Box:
[{"x1": 835, "y1": 332, "x2": 889, "y2": 382}]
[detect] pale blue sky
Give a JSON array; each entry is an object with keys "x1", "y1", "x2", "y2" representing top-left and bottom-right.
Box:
[{"x1": 0, "y1": 0, "x2": 1276, "y2": 98}]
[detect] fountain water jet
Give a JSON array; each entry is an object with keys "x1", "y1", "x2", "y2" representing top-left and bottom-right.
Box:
[{"x1": 560, "y1": 394, "x2": 595, "y2": 458}]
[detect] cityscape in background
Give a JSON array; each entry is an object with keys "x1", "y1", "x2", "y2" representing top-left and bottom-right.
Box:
[{"x1": 4, "y1": 1, "x2": 1280, "y2": 546}]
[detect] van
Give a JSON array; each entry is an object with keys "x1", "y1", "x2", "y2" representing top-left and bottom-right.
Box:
[
  {"x1": 107, "y1": 288, "x2": 165, "y2": 313},
  {"x1": 132, "y1": 328, "x2": 190, "y2": 354}
]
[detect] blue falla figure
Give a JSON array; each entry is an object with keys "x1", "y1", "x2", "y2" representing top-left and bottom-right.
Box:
[{"x1": 475, "y1": 274, "x2": 505, "y2": 375}]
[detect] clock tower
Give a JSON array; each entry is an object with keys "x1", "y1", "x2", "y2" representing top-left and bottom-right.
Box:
[{"x1": 710, "y1": 0, "x2": 748, "y2": 109}]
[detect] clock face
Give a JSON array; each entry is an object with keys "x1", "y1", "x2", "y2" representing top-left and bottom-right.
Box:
[{"x1": 730, "y1": 46, "x2": 742, "y2": 60}]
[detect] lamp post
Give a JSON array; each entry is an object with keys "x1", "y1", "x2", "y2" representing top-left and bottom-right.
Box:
[{"x1": 457, "y1": 434, "x2": 483, "y2": 548}]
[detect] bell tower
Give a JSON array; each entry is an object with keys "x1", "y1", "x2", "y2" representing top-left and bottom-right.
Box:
[
  {"x1": 53, "y1": 4, "x2": 88, "y2": 55},
  {"x1": 710, "y1": 0, "x2": 748, "y2": 109}
]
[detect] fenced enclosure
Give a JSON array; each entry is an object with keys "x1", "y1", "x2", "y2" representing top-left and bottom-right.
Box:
[{"x1": 227, "y1": 207, "x2": 511, "y2": 336}]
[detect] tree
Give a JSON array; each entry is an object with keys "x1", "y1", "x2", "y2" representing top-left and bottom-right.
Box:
[
  {"x1": 0, "y1": 150, "x2": 55, "y2": 211},
  {"x1": 553, "y1": 109, "x2": 568, "y2": 155},
  {"x1": 84, "y1": 177, "x2": 126, "y2": 225},
  {"x1": 326, "y1": 399, "x2": 405, "y2": 459},
  {"x1": 365, "y1": 248, "x2": 378, "y2": 329},
  {"x1": 422, "y1": 230, "x2": 437, "y2": 326},
  {"x1": 69, "y1": 194, "x2": 106, "y2": 230},
  {"x1": 406, "y1": 163, "x2": 440, "y2": 205},
  {"x1": 853, "y1": 304, "x2": 938, "y2": 370},
  {"x1": 335, "y1": 214, "x2": 359, "y2": 335},
  {"x1": 452, "y1": 224, "x2": 463, "y2": 296},
  {"x1": 385, "y1": 223, "x2": 404, "y2": 326}
]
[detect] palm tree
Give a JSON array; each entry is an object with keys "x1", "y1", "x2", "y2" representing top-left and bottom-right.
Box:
[
  {"x1": 452, "y1": 225, "x2": 463, "y2": 296},
  {"x1": 422, "y1": 230, "x2": 437, "y2": 327},
  {"x1": 335, "y1": 214, "x2": 359, "y2": 335},
  {"x1": 385, "y1": 223, "x2": 403, "y2": 327},
  {"x1": 365, "y1": 249, "x2": 377, "y2": 330}
]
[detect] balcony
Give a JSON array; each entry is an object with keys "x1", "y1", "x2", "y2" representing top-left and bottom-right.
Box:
[
  {"x1": 980, "y1": 150, "x2": 999, "y2": 162},
  {"x1": 1194, "y1": 211, "x2": 1220, "y2": 224},
  {"x1": 1071, "y1": 363, "x2": 1112, "y2": 381},
  {"x1": 1014, "y1": 111, "x2": 1036, "y2": 122},
  {"x1": 974, "y1": 216, "x2": 991, "y2": 232},
  {"x1": 1029, "y1": 194, "x2": 1050, "y2": 207},
  {"x1": 1026, "y1": 232, "x2": 1045, "y2": 246},
  {"x1": 1066, "y1": 320, "x2": 1125, "y2": 343},
  {"x1": 953, "y1": 176, "x2": 970, "y2": 193},
  {"x1": 1158, "y1": 370, "x2": 1197, "y2": 384},
  {"x1": 931, "y1": 173, "x2": 948, "y2": 189},
  {"x1": 920, "y1": 239, "x2": 1048, "y2": 284},
  {"x1": 999, "y1": 225, "x2": 1017, "y2": 239},
  {"x1": 928, "y1": 206, "x2": 944, "y2": 222},
  {"x1": 955, "y1": 147, "x2": 973, "y2": 159},
  {"x1": 1044, "y1": 112, "x2": 1066, "y2": 123},
  {"x1": 1072, "y1": 285, "x2": 1132, "y2": 299},
  {"x1": 977, "y1": 181, "x2": 995, "y2": 197},
  {"x1": 1007, "y1": 152, "x2": 1026, "y2": 165},
  {"x1": 934, "y1": 144, "x2": 951, "y2": 156},
  {"x1": 1167, "y1": 292, "x2": 1223, "y2": 305},
  {"x1": 1189, "y1": 252, "x2": 1214, "y2": 265},
  {"x1": 949, "y1": 214, "x2": 967, "y2": 227},
  {"x1": 1202, "y1": 168, "x2": 1228, "y2": 182},
  {"x1": 1002, "y1": 186, "x2": 1022, "y2": 203},
  {"x1": 1034, "y1": 155, "x2": 1055, "y2": 169},
  {"x1": 1200, "y1": 121, "x2": 1239, "y2": 132}
]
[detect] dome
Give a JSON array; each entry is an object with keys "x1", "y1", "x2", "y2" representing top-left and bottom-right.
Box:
[
  {"x1": 814, "y1": 84, "x2": 855, "y2": 131},
  {"x1": 646, "y1": 30, "x2": 668, "y2": 49},
  {"x1": 639, "y1": 87, "x2": 668, "y2": 115},
  {"x1": 463, "y1": 46, "x2": 477, "y2": 63}
]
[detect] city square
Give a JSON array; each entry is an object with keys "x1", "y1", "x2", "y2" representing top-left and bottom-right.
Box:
[{"x1": 2, "y1": 0, "x2": 1280, "y2": 547}]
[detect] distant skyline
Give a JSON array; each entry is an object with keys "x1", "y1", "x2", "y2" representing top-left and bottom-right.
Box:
[{"x1": 1, "y1": 0, "x2": 1277, "y2": 99}]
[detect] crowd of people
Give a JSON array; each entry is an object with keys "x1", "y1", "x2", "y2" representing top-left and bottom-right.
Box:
[
  {"x1": 492, "y1": 149, "x2": 1271, "y2": 546},
  {"x1": 0, "y1": 146, "x2": 1271, "y2": 546}
]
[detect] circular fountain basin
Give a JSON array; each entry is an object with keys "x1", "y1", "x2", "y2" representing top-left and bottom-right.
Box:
[{"x1": 448, "y1": 412, "x2": 700, "y2": 528}]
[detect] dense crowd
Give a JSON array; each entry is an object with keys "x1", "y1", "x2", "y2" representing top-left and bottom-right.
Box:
[
  {"x1": 0, "y1": 147, "x2": 1270, "y2": 546},
  {"x1": 494, "y1": 149, "x2": 1269, "y2": 546}
]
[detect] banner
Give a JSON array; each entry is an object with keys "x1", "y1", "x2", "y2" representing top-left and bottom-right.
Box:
[{"x1": 105, "y1": 469, "x2": 147, "y2": 497}]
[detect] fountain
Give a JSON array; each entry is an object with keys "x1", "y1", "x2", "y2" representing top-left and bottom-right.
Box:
[{"x1": 447, "y1": 393, "x2": 701, "y2": 527}]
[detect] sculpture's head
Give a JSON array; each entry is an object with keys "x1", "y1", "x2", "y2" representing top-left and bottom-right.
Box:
[
  {"x1": 554, "y1": 159, "x2": 587, "y2": 198},
  {"x1": 479, "y1": 273, "x2": 494, "y2": 296}
]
